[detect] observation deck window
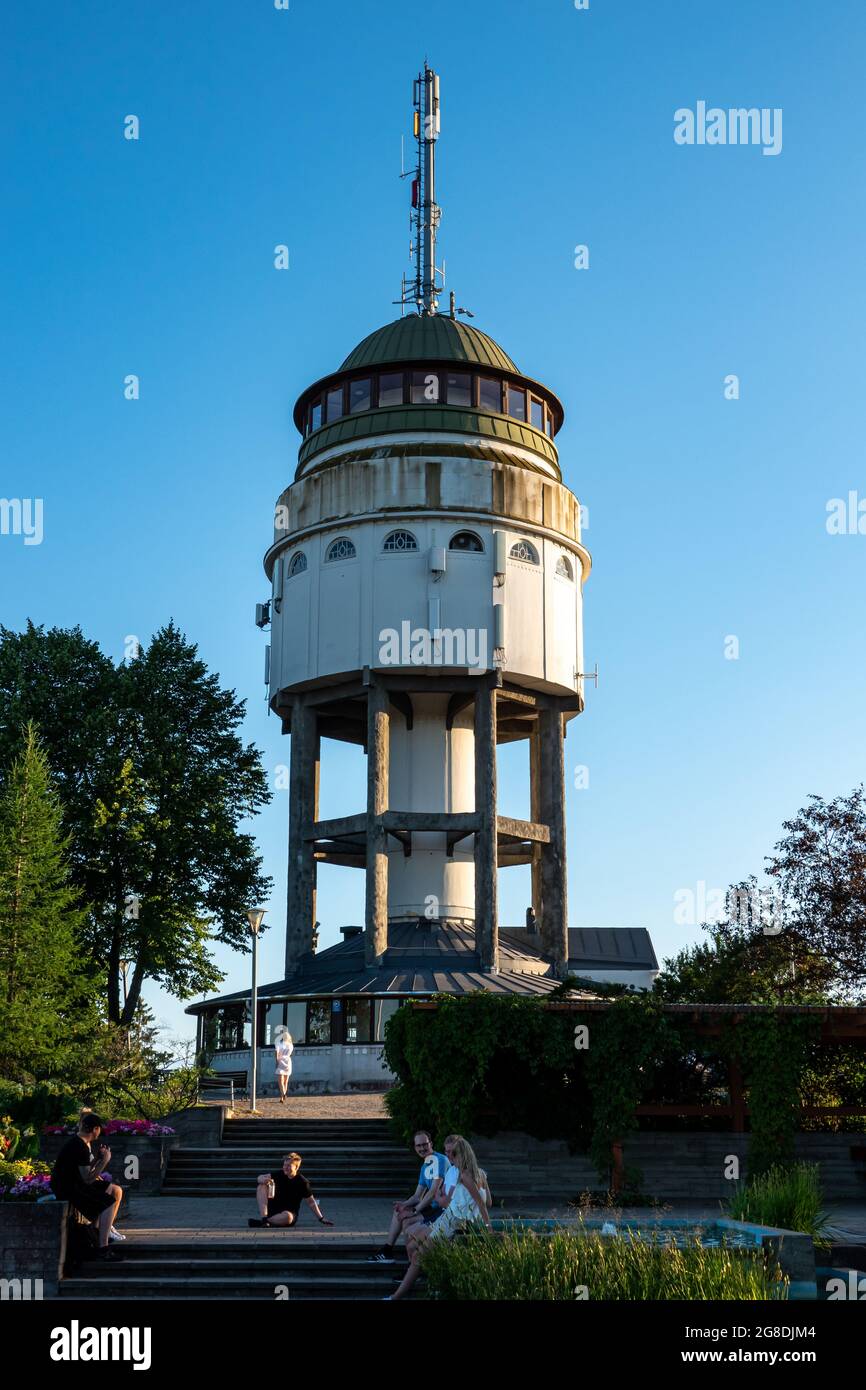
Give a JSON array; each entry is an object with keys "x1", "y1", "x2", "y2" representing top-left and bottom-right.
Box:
[
  {"x1": 349, "y1": 378, "x2": 372, "y2": 413},
  {"x1": 377, "y1": 372, "x2": 404, "y2": 407},
  {"x1": 325, "y1": 386, "x2": 345, "y2": 423},
  {"x1": 446, "y1": 371, "x2": 472, "y2": 406},
  {"x1": 478, "y1": 377, "x2": 502, "y2": 413},
  {"x1": 411, "y1": 370, "x2": 441, "y2": 404}
]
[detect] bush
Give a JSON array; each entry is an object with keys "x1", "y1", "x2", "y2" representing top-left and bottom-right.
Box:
[
  {"x1": 420, "y1": 1228, "x2": 785, "y2": 1301},
  {"x1": 726, "y1": 1162, "x2": 829, "y2": 1241},
  {"x1": 0, "y1": 1081, "x2": 81, "y2": 1131}
]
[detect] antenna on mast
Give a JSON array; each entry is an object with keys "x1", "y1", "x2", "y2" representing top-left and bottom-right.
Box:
[{"x1": 395, "y1": 63, "x2": 443, "y2": 316}]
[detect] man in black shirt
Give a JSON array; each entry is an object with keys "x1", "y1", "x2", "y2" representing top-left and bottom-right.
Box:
[
  {"x1": 50, "y1": 1111, "x2": 124, "y2": 1261},
  {"x1": 249, "y1": 1152, "x2": 334, "y2": 1228}
]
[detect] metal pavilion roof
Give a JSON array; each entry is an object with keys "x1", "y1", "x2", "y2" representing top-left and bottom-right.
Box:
[{"x1": 185, "y1": 921, "x2": 609, "y2": 1015}]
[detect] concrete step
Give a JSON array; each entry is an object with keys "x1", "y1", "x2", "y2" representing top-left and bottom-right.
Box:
[
  {"x1": 161, "y1": 1182, "x2": 402, "y2": 1194},
  {"x1": 59, "y1": 1274, "x2": 402, "y2": 1300}
]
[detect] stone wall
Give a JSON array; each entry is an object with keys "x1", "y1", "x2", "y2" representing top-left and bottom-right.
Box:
[
  {"x1": 471, "y1": 1131, "x2": 866, "y2": 1203},
  {"x1": 0, "y1": 1201, "x2": 67, "y2": 1298}
]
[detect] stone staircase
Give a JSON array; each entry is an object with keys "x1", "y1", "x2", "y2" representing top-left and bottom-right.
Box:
[
  {"x1": 58, "y1": 1240, "x2": 406, "y2": 1300},
  {"x1": 58, "y1": 1116, "x2": 418, "y2": 1299},
  {"x1": 161, "y1": 1117, "x2": 416, "y2": 1197}
]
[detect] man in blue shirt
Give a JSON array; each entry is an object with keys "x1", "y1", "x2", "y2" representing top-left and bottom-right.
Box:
[{"x1": 368, "y1": 1131, "x2": 448, "y2": 1264}]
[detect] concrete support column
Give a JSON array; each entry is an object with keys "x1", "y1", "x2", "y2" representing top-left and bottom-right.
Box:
[
  {"x1": 365, "y1": 683, "x2": 390, "y2": 966},
  {"x1": 539, "y1": 705, "x2": 568, "y2": 978},
  {"x1": 286, "y1": 698, "x2": 319, "y2": 977},
  {"x1": 474, "y1": 682, "x2": 499, "y2": 971},
  {"x1": 529, "y1": 723, "x2": 543, "y2": 923}
]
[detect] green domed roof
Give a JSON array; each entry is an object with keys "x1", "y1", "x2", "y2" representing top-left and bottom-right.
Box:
[{"x1": 340, "y1": 315, "x2": 518, "y2": 374}]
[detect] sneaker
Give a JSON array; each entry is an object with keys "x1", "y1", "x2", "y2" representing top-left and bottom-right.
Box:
[
  {"x1": 248, "y1": 1218, "x2": 264, "y2": 1228},
  {"x1": 367, "y1": 1249, "x2": 395, "y2": 1264},
  {"x1": 108, "y1": 1227, "x2": 126, "y2": 1242}
]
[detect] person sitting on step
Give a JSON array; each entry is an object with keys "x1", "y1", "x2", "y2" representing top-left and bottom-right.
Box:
[
  {"x1": 49, "y1": 1110, "x2": 125, "y2": 1262},
  {"x1": 387, "y1": 1137, "x2": 492, "y2": 1300},
  {"x1": 249, "y1": 1151, "x2": 334, "y2": 1228},
  {"x1": 367, "y1": 1130, "x2": 448, "y2": 1263},
  {"x1": 400, "y1": 1133, "x2": 462, "y2": 1244}
]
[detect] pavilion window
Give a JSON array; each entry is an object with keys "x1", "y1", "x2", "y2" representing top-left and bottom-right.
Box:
[
  {"x1": 507, "y1": 386, "x2": 526, "y2": 421},
  {"x1": 530, "y1": 397, "x2": 544, "y2": 431},
  {"x1": 445, "y1": 371, "x2": 471, "y2": 406},
  {"x1": 478, "y1": 376, "x2": 502, "y2": 413},
  {"x1": 544, "y1": 407, "x2": 554, "y2": 436},
  {"x1": 373, "y1": 998, "x2": 401, "y2": 1041},
  {"x1": 285, "y1": 1001, "x2": 306, "y2": 1044},
  {"x1": 310, "y1": 398, "x2": 323, "y2": 431},
  {"x1": 377, "y1": 371, "x2": 404, "y2": 407},
  {"x1": 349, "y1": 377, "x2": 372, "y2": 413},
  {"x1": 307, "y1": 999, "x2": 331, "y2": 1045},
  {"x1": 344, "y1": 998, "x2": 373, "y2": 1043},
  {"x1": 264, "y1": 1002, "x2": 285, "y2": 1045},
  {"x1": 216, "y1": 1003, "x2": 249, "y2": 1052},
  {"x1": 325, "y1": 386, "x2": 345, "y2": 423}
]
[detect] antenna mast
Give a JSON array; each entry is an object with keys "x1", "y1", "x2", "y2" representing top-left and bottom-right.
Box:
[{"x1": 396, "y1": 63, "x2": 443, "y2": 316}]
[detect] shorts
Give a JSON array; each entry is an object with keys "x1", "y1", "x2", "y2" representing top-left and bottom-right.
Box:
[
  {"x1": 62, "y1": 1182, "x2": 117, "y2": 1222},
  {"x1": 266, "y1": 1198, "x2": 299, "y2": 1221}
]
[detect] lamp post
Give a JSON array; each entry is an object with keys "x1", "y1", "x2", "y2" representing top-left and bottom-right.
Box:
[{"x1": 247, "y1": 909, "x2": 266, "y2": 1113}]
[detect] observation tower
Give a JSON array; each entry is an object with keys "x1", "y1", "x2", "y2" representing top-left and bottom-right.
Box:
[{"x1": 263, "y1": 64, "x2": 591, "y2": 982}]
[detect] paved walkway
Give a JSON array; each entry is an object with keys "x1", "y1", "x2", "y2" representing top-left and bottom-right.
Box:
[{"x1": 116, "y1": 1196, "x2": 866, "y2": 1245}]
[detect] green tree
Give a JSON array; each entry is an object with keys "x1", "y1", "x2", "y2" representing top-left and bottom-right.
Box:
[
  {"x1": 0, "y1": 622, "x2": 272, "y2": 1024},
  {"x1": 766, "y1": 788, "x2": 866, "y2": 1000},
  {"x1": 0, "y1": 724, "x2": 99, "y2": 1076},
  {"x1": 656, "y1": 877, "x2": 835, "y2": 1004}
]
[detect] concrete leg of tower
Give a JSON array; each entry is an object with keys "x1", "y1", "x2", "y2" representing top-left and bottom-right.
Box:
[
  {"x1": 286, "y1": 697, "x2": 319, "y2": 977},
  {"x1": 530, "y1": 723, "x2": 542, "y2": 922},
  {"x1": 538, "y1": 705, "x2": 568, "y2": 979},
  {"x1": 365, "y1": 683, "x2": 390, "y2": 967},
  {"x1": 386, "y1": 692, "x2": 476, "y2": 924},
  {"x1": 474, "y1": 681, "x2": 499, "y2": 972}
]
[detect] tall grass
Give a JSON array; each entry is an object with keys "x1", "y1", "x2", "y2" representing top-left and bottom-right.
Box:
[
  {"x1": 726, "y1": 1162, "x2": 829, "y2": 1241},
  {"x1": 420, "y1": 1228, "x2": 785, "y2": 1301}
]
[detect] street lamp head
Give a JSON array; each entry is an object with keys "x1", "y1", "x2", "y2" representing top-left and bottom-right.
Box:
[{"x1": 247, "y1": 908, "x2": 266, "y2": 935}]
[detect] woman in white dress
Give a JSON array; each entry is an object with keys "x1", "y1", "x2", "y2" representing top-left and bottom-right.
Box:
[
  {"x1": 388, "y1": 1137, "x2": 492, "y2": 1299},
  {"x1": 274, "y1": 1028, "x2": 294, "y2": 1102}
]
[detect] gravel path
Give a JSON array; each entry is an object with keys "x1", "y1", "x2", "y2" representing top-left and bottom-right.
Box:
[{"x1": 224, "y1": 1093, "x2": 391, "y2": 1119}]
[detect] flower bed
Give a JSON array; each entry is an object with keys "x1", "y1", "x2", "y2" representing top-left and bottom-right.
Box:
[
  {"x1": 39, "y1": 1123, "x2": 178, "y2": 1196},
  {"x1": 42, "y1": 1119, "x2": 176, "y2": 1137}
]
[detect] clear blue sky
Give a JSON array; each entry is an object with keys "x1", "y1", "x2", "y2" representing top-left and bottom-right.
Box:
[{"x1": 2, "y1": 0, "x2": 864, "y2": 1045}]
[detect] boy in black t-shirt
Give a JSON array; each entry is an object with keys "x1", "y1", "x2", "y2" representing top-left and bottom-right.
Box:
[
  {"x1": 249, "y1": 1152, "x2": 334, "y2": 1228},
  {"x1": 50, "y1": 1111, "x2": 125, "y2": 1261}
]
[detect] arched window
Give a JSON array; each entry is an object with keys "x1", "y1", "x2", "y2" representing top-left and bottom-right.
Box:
[
  {"x1": 382, "y1": 529, "x2": 418, "y2": 553},
  {"x1": 449, "y1": 530, "x2": 484, "y2": 553},
  {"x1": 509, "y1": 539, "x2": 540, "y2": 565},
  {"x1": 325, "y1": 536, "x2": 356, "y2": 562},
  {"x1": 555, "y1": 555, "x2": 573, "y2": 580},
  {"x1": 288, "y1": 551, "x2": 308, "y2": 577}
]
